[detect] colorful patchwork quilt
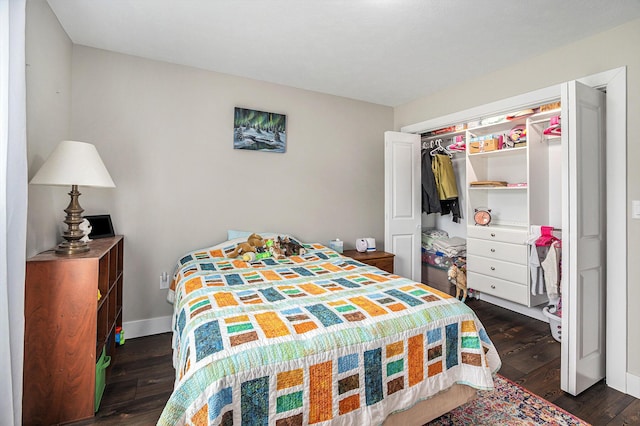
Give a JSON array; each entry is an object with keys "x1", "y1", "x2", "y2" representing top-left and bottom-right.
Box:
[{"x1": 159, "y1": 235, "x2": 501, "y2": 425}]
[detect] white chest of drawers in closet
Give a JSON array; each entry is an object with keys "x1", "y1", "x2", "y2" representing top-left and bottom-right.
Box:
[
  {"x1": 466, "y1": 226, "x2": 530, "y2": 305},
  {"x1": 464, "y1": 111, "x2": 556, "y2": 308}
]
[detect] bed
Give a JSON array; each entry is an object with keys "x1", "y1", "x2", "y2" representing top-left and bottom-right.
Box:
[{"x1": 159, "y1": 234, "x2": 500, "y2": 425}]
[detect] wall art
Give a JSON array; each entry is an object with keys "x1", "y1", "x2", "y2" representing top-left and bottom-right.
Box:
[{"x1": 233, "y1": 107, "x2": 286, "y2": 153}]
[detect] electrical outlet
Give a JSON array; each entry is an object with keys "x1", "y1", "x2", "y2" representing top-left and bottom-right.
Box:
[
  {"x1": 633, "y1": 200, "x2": 640, "y2": 219},
  {"x1": 159, "y1": 272, "x2": 169, "y2": 289}
]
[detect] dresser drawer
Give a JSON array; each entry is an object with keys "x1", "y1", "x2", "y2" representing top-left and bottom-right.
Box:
[
  {"x1": 467, "y1": 255, "x2": 528, "y2": 283},
  {"x1": 467, "y1": 271, "x2": 528, "y2": 305},
  {"x1": 467, "y1": 226, "x2": 527, "y2": 244},
  {"x1": 467, "y1": 238, "x2": 527, "y2": 265},
  {"x1": 342, "y1": 250, "x2": 395, "y2": 274},
  {"x1": 367, "y1": 257, "x2": 394, "y2": 274}
]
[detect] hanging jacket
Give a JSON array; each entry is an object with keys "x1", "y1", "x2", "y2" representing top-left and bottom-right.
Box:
[
  {"x1": 530, "y1": 245, "x2": 548, "y2": 295},
  {"x1": 440, "y1": 199, "x2": 462, "y2": 223},
  {"x1": 421, "y1": 150, "x2": 442, "y2": 214},
  {"x1": 541, "y1": 244, "x2": 561, "y2": 304},
  {"x1": 432, "y1": 154, "x2": 458, "y2": 200},
  {"x1": 431, "y1": 153, "x2": 461, "y2": 222}
]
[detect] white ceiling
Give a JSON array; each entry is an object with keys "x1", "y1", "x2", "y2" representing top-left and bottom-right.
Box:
[{"x1": 46, "y1": 0, "x2": 640, "y2": 107}]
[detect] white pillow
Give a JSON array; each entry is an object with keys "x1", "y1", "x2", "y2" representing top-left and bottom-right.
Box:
[
  {"x1": 227, "y1": 230, "x2": 280, "y2": 240},
  {"x1": 227, "y1": 230, "x2": 255, "y2": 240}
]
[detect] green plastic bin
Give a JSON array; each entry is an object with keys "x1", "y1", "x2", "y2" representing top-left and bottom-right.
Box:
[{"x1": 95, "y1": 346, "x2": 111, "y2": 412}]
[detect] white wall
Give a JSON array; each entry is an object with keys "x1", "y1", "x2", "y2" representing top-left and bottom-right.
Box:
[
  {"x1": 62, "y1": 46, "x2": 393, "y2": 324},
  {"x1": 25, "y1": 0, "x2": 72, "y2": 253},
  {"x1": 394, "y1": 18, "x2": 640, "y2": 377}
]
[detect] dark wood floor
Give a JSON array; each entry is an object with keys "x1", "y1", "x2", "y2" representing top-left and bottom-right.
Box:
[
  {"x1": 70, "y1": 299, "x2": 640, "y2": 425},
  {"x1": 469, "y1": 299, "x2": 640, "y2": 425}
]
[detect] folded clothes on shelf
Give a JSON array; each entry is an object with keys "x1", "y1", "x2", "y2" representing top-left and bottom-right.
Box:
[
  {"x1": 421, "y1": 228, "x2": 449, "y2": 250},
  {"x1": 469, "y1": 180, "x2": 508, "y2": 187},
  {"x1": 432, "y1": 236, "x2": 467, "y2": 258}
]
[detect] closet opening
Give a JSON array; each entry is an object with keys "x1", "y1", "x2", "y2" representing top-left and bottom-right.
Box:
[
  {"x1": 387, "y1": 67, "x2": 627, "y2": 396},
  {"x1": 418, "y1": 102, "x2": 565, "y2": 320}
]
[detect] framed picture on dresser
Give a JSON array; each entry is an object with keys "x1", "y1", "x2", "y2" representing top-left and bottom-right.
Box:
[{"x1": 84, "y1": 214, "x2": 115, "y2": 239}]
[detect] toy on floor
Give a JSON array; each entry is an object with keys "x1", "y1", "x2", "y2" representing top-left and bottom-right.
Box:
[
  {"x1": 115, "y1": 326, "x2": 125, "y2": 345},
  {"x1": 447, "y1": 263, "x2": 468, "y2": 302}
]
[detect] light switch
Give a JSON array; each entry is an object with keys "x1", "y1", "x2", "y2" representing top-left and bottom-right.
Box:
[{"x1": 632, "y1": 200, "x2": 640, "y2": 219}]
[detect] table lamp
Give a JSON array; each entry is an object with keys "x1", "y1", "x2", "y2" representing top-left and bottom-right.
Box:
[{"x1": 30, "y1": 140, "x2": 116, "y2": 255}]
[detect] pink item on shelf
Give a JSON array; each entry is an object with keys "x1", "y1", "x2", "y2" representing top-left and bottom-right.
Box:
[
  {"x1": 447, "y1": 135, "x2": 466, "y2": 152},
  {"x1": 543, "y1": 115, "x2": 562, "y2": 136},
  {"x1": 507, "y1": 182, "x2": 527, "y2": 187}
]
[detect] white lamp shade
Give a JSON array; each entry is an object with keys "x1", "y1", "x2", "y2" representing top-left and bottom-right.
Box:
[{"x1": 30, "y1": 140, "x2": 116, "y2": 188}]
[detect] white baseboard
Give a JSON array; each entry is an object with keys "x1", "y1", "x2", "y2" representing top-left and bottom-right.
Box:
[
  {"x1": 477, "y1": 293, "x2": 547, "y2": 323},
  {"x1": 123, "y1": 315, "x2": 172, "y2": 339},
  {"x1": 627, "y1": 372, "x2": 640, "y2": 399}
]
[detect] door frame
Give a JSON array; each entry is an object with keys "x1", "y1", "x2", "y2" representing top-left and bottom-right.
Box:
[{"x1": 400, "y1": 67, "x2": 628, "y2": 394}]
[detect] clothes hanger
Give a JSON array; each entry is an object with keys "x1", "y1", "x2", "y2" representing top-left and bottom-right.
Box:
[
  {"x1": 543, "y1": 115, "x2": 562, "y2": 136},
  {"x1": 535, "y1": 225, "x2": 560, "y2": 247},
  {"x1": 430, "y1": 139, "x2": 453, "y2": 157}
]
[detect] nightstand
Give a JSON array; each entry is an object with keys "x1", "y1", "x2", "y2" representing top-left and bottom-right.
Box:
[{"x1": 342, "y1": 249, "x2": 395, "y2": 273}]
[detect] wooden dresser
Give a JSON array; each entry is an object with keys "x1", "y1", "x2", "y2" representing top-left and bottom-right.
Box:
[
  {"x1": 23, "y1": 236, "x2": 124, "y2": 425},
  {"x1": 342, "y1": 249, "x2": 395, "y2": 273}
]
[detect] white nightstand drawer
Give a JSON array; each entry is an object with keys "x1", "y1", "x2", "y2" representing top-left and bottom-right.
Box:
[
  {"x1": 467, "y1": 238, "x2": 527, "y2": 265},
  {"x1": 467, "y1": 226, "x2": 527, "y2": 244},
  {"x1": 467, "y1": 271, "x2": 528, "y2": 305},
  {"x1": 467, "y1": 255, "x2": 528, "y2": 283}
]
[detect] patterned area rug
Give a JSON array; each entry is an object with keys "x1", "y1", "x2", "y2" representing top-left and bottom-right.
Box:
[{"x1": 427, "y1": 374, "x2": 591, "y2": 425}]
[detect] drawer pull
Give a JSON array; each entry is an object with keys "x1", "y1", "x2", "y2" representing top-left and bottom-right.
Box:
[
  {"x1": 491, "y1": 284, "x2": 496, "y2": 289},
  {"x1": 490, "y1": 248, "x2": 496, "y2": 253},
  {"x1": 491, "y1": 233, "x2": 496, "y2": 237},
  {"x1": 490, "y1": 266, "x2": 496, "y2": 271}
]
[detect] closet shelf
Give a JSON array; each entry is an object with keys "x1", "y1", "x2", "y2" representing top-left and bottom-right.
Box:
[
  {"x1": 528, "y1": 108, "x2": 562, "y2": 125},
  {"x1": 468, "y1": 146, "x2": 526, "y2": 158},
  {"x1": 421, "y1": 129, "x2": 466, "y2": 141},
  {"x1": 468, "y1": 186, "x2": 527, "y2": 191}
]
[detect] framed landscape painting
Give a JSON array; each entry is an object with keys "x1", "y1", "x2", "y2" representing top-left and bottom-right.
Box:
[{"x1": 233, "y1": 107, "x2": 287, "y2": 153}]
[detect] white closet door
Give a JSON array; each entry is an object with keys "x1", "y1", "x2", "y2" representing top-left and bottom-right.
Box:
[
  {"x1": 561, "y1": 81, "x2": 606, "y2": 396},
  {"x1": 384, "y1": 131, "x2": 421, "y2": 280}
]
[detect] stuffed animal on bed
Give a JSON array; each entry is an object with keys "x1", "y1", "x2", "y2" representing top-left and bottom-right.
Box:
[
  {"x1": 228, "y1": 233, "x2": 266, "y2": 258},
  {"x1": 242, "y1": 251, "x2": 272, "y2": 262},
  {"x1": 268, "y1": 236, "x2": 306, "y2": 259},
  {"x1": 279, "y1": 236, "x2": 306, "y2": 257},
  {"x1": 269, "y1": 237, "x2": 286, "y2": 260}
]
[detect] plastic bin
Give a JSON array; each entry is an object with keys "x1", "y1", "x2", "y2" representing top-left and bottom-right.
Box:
[
  {"x1": 543, "y1": 306, "x2": 562, "y2": 342},
  {"x1": 95, "y1": 346, "x2": 111, "y2": 412},
  {"x1": 421, "y1": 249, "x2": 455, "y2": 270}
]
